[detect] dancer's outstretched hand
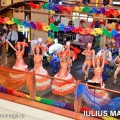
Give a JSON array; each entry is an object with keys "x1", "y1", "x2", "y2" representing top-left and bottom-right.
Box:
[{"x1": 6, "y1": 40, "x2": 8, "y2": 42}]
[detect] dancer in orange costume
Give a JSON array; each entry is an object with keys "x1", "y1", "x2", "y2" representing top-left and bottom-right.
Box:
[
  {"x1": 62, "y1": 41, "x2": 74, "y2": 72},
  {"x1": 70, "y1": 46, "x2": 81, "y2": 60},
  {"x1": 90, "y1": 51, "x2": 105, "y2": 88},
  {"x1": 82, "y1": 43, "x2": 94, "y2": 80},
  {"x1": 113, "y1": 49, "x2": 120, "y2": 85},
  {"x1": 87, "y1": 51, "x2": 109, "y2": 99},
  {"x1": 31, "y1": 44, "x2": 51, "y2": 91},
  {"x1": 52, "y1": 50, "x2": 76, "y2": 96},
  {"x1": 6, "y1": 40, "x2": 28, "y2": 71}
]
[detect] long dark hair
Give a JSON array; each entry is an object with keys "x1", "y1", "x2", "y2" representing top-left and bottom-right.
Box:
[
  {"x1": 34, "y1": 47, "x2": 42, "y2": 55},
  {"x1": 16, "y1": 44, "x2": 23, "y2": 51}
]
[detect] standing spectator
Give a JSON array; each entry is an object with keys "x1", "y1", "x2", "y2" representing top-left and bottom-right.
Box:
[
  {"x1": 97, "y1": 44, "x2": 112, "y2": 81},
  {"x1": 1, "y1": 31, "x2": 7, "y2": 52},
  {"x1": 103, "y1": 0, "x2": 109, "y2": 6},
  {"x1": 82, "y1": 0, "x2": 90, "y2": 4},
  {"x1": 7, "y1": 26, "x2": 18, "y2": 57},
  {"x1": 7, "y1": 27, "x2": 12, "y2": 53},
  {"x1": 0, "y1": 33, "x2": 3, "y2": 58},
  {"x1": 3, "y1": 25, "x2": 11, "y2": 52}
]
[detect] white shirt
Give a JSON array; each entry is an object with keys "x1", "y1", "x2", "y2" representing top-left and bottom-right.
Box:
[
  {"x1": 31, "y1": 39, "x2": 38, "y2": 46},
  {"x1": 31, "y1": 40, "x2": 48, "y2": 56},
  {"x1": 1, "y1": 36, "x2": 6, "y2": 43},
  {"x1": 97, "y1": 49, "x2": 112, "y2": 62},
  {"x1": 7, "y1": 30, "x2": 18, "y2": 43},
  {"x1": 49, "y1": 43, "x2": 63, "y2": 54},
  {"x1": 31, "y1": 40, "x2": 47, "y2": 48}
]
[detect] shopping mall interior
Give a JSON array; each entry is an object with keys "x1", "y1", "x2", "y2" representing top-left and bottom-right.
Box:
[{"x1": 0, "y1": 0, "x2": 120, "y2": 120}]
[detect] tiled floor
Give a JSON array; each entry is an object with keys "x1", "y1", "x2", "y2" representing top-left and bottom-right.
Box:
[
  {"x1": 0, "y1": 107, "x2": 40, "y2": 120},
  {"x1": 0, "y1": 93, "x2": 101, "y2": 120}
]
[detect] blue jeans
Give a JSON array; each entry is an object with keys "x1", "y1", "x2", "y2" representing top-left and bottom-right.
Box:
[
  {"x1": 50, "y1": 54, "x2": 60, "y2": 72},
  {"x1": 102, "y1": 64, "x2": 107, "y2": 81}
]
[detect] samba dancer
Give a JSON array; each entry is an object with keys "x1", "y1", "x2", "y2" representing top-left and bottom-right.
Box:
[
  {"x1": 62, "y1": 41, "x2": 75, "y2": 72},
  {"x1": 88, "y1": 51, "x2": 105, "y2": 87},
  {"x1": 52, "y1": 46, "x2": 76, "y2": 96},
  {"x1": 87, "y1": 51, "x2": 110, "y2": 99},
  {"x1": 31, "y1": 43, "x2": 51, "y2": 91},
  {"x1": 113, "y1": 49, "x2": 120, "y2": 85},
  {"x1": 82, "y1": 43, "x2": 94, "y2": 80},
  {"x1": 97, "y1": 44, "x2": 112, "y2": 81},
  {"x1": 6, "y1": 40, "x2": 28, "y2": 71}
]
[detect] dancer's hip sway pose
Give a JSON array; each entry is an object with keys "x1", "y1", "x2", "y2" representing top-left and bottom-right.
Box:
[
  {"x1": 6, "y1": 40, "x2": 28, "y2": 71},
  {"x1": 113, "y1": 49, "x2": 120, "y2": 85},
  {"x1": 97, "y1": 44, "x2": 112, "y2": 81},
  {"x1": 31, "y1": 43, "x2": 51, "y2": 91},
  {"x1": 82, "y1": 43, "x2": 94, "y2": 80},
  {"x1": 90, "y1": 52, "x2": 105, "y2": 88},
  {"x1": 52, "y1": 46, "x2": 76, "y2": 96},
  {"x1": 87, "y1": 52, "x2": 109, "y2": 99}
]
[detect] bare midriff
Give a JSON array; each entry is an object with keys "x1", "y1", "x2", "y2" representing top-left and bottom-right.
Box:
[
  {"x1": 57, "y1": 62, "x2": 68, "y2": 77},
  {"x1": 84, "y1": 50, "x2": 93, "y2": 64},
  {"x1": 16, "y1": 51, "x2": 24, "y2": 60},
  {"x1": 34, "y1": 55, "x2": 43, "y2": 70},
  {"x1": 116, "y1": 57, "x2": 120, "y2": 68}
]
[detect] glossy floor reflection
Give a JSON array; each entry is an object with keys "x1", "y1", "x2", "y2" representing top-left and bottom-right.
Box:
[{"x1": 0, "y1": 93, "x2": 100, "y2": 120}]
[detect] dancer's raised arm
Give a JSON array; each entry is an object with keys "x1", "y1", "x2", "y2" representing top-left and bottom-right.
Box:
[
  {"x1": 22, "y1": 39, "x2": 27, "y2": 52},
  {"x1": 6, "y1": 40, "x2": 17, "y2": 51},
  {"x1": 92, "y1": 50, "x2": 95, "y2": 67},
  {"x1": 102, "y1": 52, "x2": 105, "y2": 69},
  {"x1": 31, "y1": 41, "x2": 35, "y2": 55},
  {"x1": 81, "y1": 49, "x2": 86, "y2": 55},
  {"x1": 114, "y1": 56, "x2": 119, "y2": 67}
]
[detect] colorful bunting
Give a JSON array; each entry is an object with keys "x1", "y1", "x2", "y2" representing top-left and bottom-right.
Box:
[
  {"x1": 0, "y1": 17, "x2": 120, "y2": 37},
  {"x1": 0, "y1": 85, "x2": 74, "y2": 111},
  {"x1": 28, "y1": 2, "x2": 120, "y2": 17}
]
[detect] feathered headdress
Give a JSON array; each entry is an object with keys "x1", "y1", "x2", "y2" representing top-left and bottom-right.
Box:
[
  {"x1": 94, "y1": 56, "x2": 109, "y2": 65},
  {"x1": 15, "y1": 42, "x2": 28, "y2": 48},
  {"x1": 34, "y1": 44, "x2": 44, "y2": 51},
  {"x1": 95, "y1": 56, "x2": 102, "y2": 62}
]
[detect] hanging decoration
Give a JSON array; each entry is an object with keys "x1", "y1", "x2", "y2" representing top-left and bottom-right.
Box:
[
  {"x1": 35, "y1": 22, "x2": 43, "y2": 31},
  {"x1": 80, "y1": 20, "x2": 96, "y2": 29},
  {"x1": 116, "y1": 24, "x2": 120, "y2": 31},
  {"x1": 76, "y1": 84, "x2": 120, "y2": 113},
  {"x1": 115, "y1": 34, "x2": 120, "y2": 48},
  {"x1": 0, "y1": 82, "x2": 119, "y2": 120},
  {"x1": 0, "y1": 85, "x2": 74, "y2": 111},
  {"x1": 107, "y1": 22, "x2": 116, "y2": 31},
  {"x1": 49, "y1": 16, "x2": 55, "y2": 23},
  {"x1": 28, "y1": 2, "x2": 120, "y2": 17},
  {"x1": 12, "y1": 18, "x2": 22, "y2": 26},
  {"x1": 0, "y1": 84, "x2": 104, "y2": 114},
  {"x1": 1, "y1": 17, "x2": 120, "y2": 37}
]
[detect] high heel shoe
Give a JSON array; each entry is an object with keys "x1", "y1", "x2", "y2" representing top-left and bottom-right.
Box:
[
  {"x1": 113, "y1": 81, "x2": 116, "y2": 85},
  {"x1": 84, "y1": 76, "x2": 87, "y2": 81},
  {"x1": 84, "y1": 75, "x2": 88, "y2": 81}
]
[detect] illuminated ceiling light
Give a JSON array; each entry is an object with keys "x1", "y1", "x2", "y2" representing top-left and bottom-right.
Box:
[
  {"x1": 59, "y1": 1, "x2": 62, "y2": 5},
  {"x1": 113, "y1": 2, "x2": 120, "y2": 5}
]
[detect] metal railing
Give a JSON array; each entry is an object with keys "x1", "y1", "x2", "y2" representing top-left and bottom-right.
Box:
[{"x1": 0, "y1": 66, "x2": 119, "y2": 117}]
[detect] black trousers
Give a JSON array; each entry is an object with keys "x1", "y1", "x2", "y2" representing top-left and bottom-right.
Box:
[
  {"x1": 0, "y1": 46, "x2": 2, "y2": 56},
  {"x1": 103, "y1": 0, "x2": 109, "y2": 6},
  {"x1": 8, "y1": 40, "x2": 11, "y2": 53},
  {"x1": 82, "y1": 0, "x2": 90, "y2": 4},
  {"x1": 9, "y1": 41, "x2": 15, "y2": 56}
]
